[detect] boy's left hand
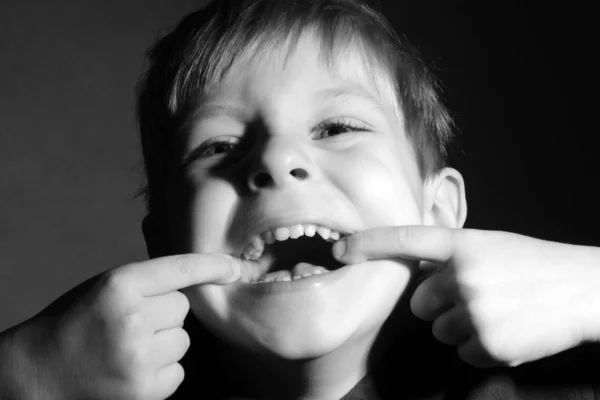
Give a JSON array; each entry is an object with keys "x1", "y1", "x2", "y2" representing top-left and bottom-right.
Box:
[{"x1": 333, "y1": 227, "x2": 600, "y2": 368}]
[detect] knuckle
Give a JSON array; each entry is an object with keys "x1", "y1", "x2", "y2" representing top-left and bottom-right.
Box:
[
  {"x1": 103, "y1": 270, "x2": 123, "y2": 291},
  {"x1": 453, "y1": 227, "x2": 469, "y2": 243},
  {"x1": 465, "y1": 297, "x2": 491, "y2": 325},
  {"x1": 431, "y1": 323, "x2": 444, "y2": 343},
  {"x1": 173, "y1": 255, "x2": 194, "y2": 279},
  {"x1": 457, "y1": 229, "x2": 488, "y2": 255},
  {"x1": 456, "y1": 343, "x2": 473, "y2": 365},
  {"x1": 431, "y1": 318, "x2": 447, "y2": 342},
  {"x1": 115, "y1": 339, "x2": 149, "y2": 372},
  {"x1": 457, "y1": 338, "x2": 492, "y2": 368},
  {"x1": 477, "y1": 331, "x2": 510, "y2": 365},
  {"x1": 130, "y1": 346, "x2": 150, "y2": 371},
  {"x1": 451, "y1": 229, "x2": 470, "y2": 258},
  {"x1": 122, "y1": 311, "x2": 149, "y2": 336},
  {"x1": 125, "y1": 375, "x2": 154, "y2": 400},
  {"x1": 409, "y1": 287, "x2": 429, "y2": 320},
  {"x1": 103, "y1": 269, "x2": 132, "y2": 296}
]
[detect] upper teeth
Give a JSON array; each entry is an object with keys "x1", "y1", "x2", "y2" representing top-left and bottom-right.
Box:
[{"x1": 241, "y1": 224, "x2": 343, "y2": 261}]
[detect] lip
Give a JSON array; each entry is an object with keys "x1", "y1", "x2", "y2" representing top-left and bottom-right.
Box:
[{"x1": 234, "y1": 262, "x2": 354, "y2": 295}]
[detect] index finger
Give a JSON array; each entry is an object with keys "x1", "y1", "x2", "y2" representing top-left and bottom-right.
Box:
[
  {"x1": 123, "y1": 253, "x2": 254, "y2": 296},
  {"x1": 333, "y1": 225, "x2": 456, "y2": 265}
]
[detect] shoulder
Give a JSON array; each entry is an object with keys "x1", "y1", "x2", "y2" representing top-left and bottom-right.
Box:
[{"x1": 451, "y1": 343, "x2": 600, "y2": 400}]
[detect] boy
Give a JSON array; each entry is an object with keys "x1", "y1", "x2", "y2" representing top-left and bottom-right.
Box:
[{"x1": 1, "y1": 0, "x2": 599, "y2": 399}]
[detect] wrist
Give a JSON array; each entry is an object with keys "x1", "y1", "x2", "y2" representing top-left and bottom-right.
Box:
[
  {"x1": 0, "y1": 321, "x2": 61, "y2": 400},
  {"x1": 574, "y1": 245, "x2": 600, "y2": 344},
  {"x1": 0, "y1": 324, "x2": 37, "y2": 400}
]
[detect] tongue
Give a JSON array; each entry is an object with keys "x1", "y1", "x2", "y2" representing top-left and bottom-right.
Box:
[
  {"x1": 291, "y1": 262, "x2": 329, "y2": 277},
  {"x1": 256, "y1": 262, "x2": 329, "y2": 283}
]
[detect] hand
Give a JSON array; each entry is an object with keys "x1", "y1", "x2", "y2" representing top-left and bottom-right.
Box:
[
  {"x1": 1, "y1": 254, "x2": 250, "y2": 400},
  {"x1": 333, "y1": 226, "x2": 600, "y2": 368}
]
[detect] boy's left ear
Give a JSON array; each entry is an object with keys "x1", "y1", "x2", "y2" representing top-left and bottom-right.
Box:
[{"x1": 422, "y1": 167, "x2": 467, "y2": 229}]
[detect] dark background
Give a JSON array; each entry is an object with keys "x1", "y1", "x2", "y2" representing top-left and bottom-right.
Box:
[{"x1": 0, "y1": 1, "x2": 596, "y2": 332}]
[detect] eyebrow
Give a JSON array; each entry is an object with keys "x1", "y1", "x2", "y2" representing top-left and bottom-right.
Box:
[
  {"x1": 314, "y1": 86, "x2": 385, "y2": 113},
  {"x1": 188, "y1": 85, "x2": 385, "y2": 125}
]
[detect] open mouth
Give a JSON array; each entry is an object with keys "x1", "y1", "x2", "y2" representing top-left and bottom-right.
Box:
[{"x1": 240, "y1": 224, "x2": 348, "y2": 283}]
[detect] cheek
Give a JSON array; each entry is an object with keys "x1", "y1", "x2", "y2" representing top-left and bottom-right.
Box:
[
  {"x1": 329, "y1": 146, "x2": 422, "y2": 227},
  {"x1": 186, "y1": 180, "x2": 238, "y2": 253}
]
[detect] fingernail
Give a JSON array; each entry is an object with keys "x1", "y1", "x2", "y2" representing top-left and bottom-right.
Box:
[
  {"x1": 332, "y1": 238, "x2": 347, "y2": 259},
  {"x1": 230, "y1": 260, "x2": 242, "y2": 282},
  {"x1": 221, "y1": 257, "x2": 242, "y2": 284}
]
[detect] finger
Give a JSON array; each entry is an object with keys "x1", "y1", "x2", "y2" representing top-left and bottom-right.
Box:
[
  {"x1": 432, "y1": 306, "x2": 473, "y2": 346},
  {"x1": 123, "y1": 254, "x2": 255, "y2": 296},
  {"x1": 145, "y1": 291, "x2": 190, "y2": 331},
  {"x1": 333, "y1": 225, "x2": 456, "y2": 265},
  {"x1": 154, "y1": 363, "x2": 185, "y2": 400},
  {"x1": 457, "y1": 336, "x2": 499, "y2": 369},
  {"x1": 410, "y1": 268, "x2": 457, "y2": 321},
  {"x1": 419, "y1": 260, "x2": 440, "y2": 273},
  {"x1": 152, "y1": 328, "x2": 191, "y2": 368}
]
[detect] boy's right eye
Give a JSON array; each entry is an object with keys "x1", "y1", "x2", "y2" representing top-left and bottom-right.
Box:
[
  {"x1": 193, "y1": 136, "x2": 239, "y2": 157},
  {"x1": 181, "y1": 136, "x2": 239, "y2": 168}
]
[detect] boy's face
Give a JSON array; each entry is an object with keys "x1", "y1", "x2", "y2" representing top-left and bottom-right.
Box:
[{"x1": 171, "y1": 34, "x2": 427, "y2": 359}]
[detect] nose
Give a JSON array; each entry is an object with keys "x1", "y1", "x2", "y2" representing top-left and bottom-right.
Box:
[{"x1": 247, "y1": 136, "x2": 313, "y2": 191}]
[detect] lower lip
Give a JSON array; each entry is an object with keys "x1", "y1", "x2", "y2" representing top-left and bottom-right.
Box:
[{"x1": 235, "y1": 264, "x2": 354, "y2": 295}]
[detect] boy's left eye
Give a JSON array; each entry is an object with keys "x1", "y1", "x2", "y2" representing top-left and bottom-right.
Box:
[{"x1": 313, "y1": 118, "x2": 370, "y2": 139}]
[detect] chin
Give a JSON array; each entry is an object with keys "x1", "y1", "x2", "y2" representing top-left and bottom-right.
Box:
[
  {"x1": 186, "y1": 260, "x2": 414, "y2": 360},
  {"x1": 248, "y1": 317, "x2": 359, "y2": 360}
]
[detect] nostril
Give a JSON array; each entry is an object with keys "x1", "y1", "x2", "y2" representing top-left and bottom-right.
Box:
[
  {"x1": 253, "y1": 172, "x2": 272, "y2": 188},
  {"x1": 290, "y1": 168, "x2": 308, "y2": 180}
]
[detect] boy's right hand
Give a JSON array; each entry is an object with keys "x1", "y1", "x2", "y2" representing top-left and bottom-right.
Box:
[{"x1": 1, "y1": 254, "x2": 247, "y2": 400}]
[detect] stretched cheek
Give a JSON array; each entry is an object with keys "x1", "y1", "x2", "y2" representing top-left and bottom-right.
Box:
[
  {"x1": 340, "y1": 155, "x2": 421, "y2": 227},
  {"x1": 188, "y1": 182, "x2": 238, "y2": 253}
]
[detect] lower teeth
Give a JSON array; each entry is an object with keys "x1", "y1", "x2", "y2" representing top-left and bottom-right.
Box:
[{"x1": 253, "y1": 265, "x2": 329, "y2": 283}]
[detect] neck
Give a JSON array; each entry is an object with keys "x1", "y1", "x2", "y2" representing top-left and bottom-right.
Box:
[{"x1": 225, "y1": 330, "x2": 380, "y2": 400}]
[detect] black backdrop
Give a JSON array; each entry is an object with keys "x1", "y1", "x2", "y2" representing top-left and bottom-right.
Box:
[
  {"x1": 0, "y1": 0, "x2": 597, "y2": 332},
  {"x1": 386, "y1": 0, "x2": 598, "y2": 244}
]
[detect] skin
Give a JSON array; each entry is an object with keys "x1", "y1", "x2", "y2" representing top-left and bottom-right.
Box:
[
  {"x1": 164, "y1": 33, "x2": 467, "y2": 399},
  {"x1": 0, "y1": 254, "x2": 245, "y2": 400},
  {"x1": 335, "y1": 226, "x2": 600, "y2": 368}
]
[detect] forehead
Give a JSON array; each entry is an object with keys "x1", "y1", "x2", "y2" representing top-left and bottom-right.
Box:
[{"x1": 198, "y1": 31, "x2": 402, "y2": 122}]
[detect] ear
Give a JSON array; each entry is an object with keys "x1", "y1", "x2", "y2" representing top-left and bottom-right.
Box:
[
  {"x1": 142, "y1": 213, "x2": 169, "y2": 259},
  {"x1": 422, "y1": 167, "x2": 467, "y2": 228}
]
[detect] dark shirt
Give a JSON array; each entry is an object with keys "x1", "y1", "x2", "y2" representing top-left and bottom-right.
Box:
[{"x1": 339, "y1": 354, "x2": 600, "y2": 400}]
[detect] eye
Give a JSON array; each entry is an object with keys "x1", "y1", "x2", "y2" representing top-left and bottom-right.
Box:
[
  {"x1": 313, "y1": 118, "x2": 370, "y2": 139},
  {"x1": 199, "y1": 137, "x2": 238, "y2": 157},
  {"x1": 181, "y1": 136, "x2": 239, "y2": 167}
]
